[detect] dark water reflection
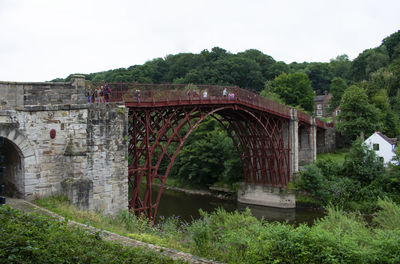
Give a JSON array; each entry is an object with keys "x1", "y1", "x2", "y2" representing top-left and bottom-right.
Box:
[{"x1": 146, "y1": 186, "x2": 325, "y2": 225}]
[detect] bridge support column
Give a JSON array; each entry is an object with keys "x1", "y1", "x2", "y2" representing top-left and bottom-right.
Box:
[
  {"x1": 289, "y1": 109, "x2": 299, "y2": 178},
  {"x1": 238, "y1": 184, "x2": 295, "y2": 208},
  {"x1": 310, "y1": 117, "x2": 317, "y2": 162}
]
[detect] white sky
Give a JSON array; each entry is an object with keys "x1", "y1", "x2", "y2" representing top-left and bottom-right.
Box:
[{"x1": 1, "y1": 0, "x2": 399, "y2": 82}]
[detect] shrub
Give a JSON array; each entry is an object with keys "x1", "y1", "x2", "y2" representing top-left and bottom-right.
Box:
[
  {"x1": 0, "y1": 205, "x2": 181, "y2": 264},
  {"x1": 342, "y1": 139, "x2": 385, "y2": 186}
]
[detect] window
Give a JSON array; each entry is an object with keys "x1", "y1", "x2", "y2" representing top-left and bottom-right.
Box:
[
  {"x1": 373, "y1": 144, "x2": 379, "y2": 151},
  {"x1": 317, "y1": 110, "x2": 322, "y2": 116},
  {"x1": 378, "y1": 157, "x2": 384, "y2": 162},
  {"x1": 317, "y1": 104, "x2": 322, "y2": 110}
]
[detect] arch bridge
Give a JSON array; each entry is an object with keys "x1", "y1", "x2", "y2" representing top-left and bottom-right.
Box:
[{"x1": 103, "y1": 83, "x2": 334, "y2": 222}]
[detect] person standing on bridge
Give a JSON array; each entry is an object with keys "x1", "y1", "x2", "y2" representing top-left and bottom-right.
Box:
[
  {"x1": 203, "y1": 90, "x2": 208, "y2": 99},
  {"x1": 104, "y1": 84, "x2": 111, "y2": 102},
  {"x1": 86, "y1": 85, "x2": 92, "y2": 103},
  {"x1": 95, "y1": 86, "x2": 101, "y2": 103},
  {"x1": 222, "y1": 88, "x2": 227, "y2": 97},
  {"x1": 134, "y1": 89, "x2": 141, "y2": 102}
]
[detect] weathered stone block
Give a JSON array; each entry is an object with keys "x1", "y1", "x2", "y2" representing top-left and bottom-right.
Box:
[
  {"x1": 237, "y1": 184, "x2": 295, "y2": 209},
  {"x1": 61, "y1": 178, "x2": 93, "y2": 210}
]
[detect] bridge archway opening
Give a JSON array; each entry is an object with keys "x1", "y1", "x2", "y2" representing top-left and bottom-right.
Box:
[
  {"x1": 127, "y1": 105, "x2": 290, "y2": 222},
  {"x1": 0, "y1": 138, "x2": 24, "y2": 198}
]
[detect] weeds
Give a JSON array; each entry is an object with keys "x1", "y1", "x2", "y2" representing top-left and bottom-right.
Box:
[
  {"x1": 0, "y1": 205, "x2": 183, "y2": 263},
  {"x1": 34, "y1": 196, "x2": 400, "y2": 263}
]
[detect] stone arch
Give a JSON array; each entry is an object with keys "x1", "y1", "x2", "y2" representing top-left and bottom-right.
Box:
[{"x1": 0, "y1": 126, "x2": 38, "y2": 198}]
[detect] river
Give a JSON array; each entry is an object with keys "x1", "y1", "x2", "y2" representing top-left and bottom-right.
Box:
[{"x1": 147, "y1": 185, "x2": 325, "y2": 225}]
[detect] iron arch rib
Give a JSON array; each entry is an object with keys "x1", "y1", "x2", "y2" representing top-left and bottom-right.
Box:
[{"x1": 127, "y1": 104, "x2": 292, "y2": 223}]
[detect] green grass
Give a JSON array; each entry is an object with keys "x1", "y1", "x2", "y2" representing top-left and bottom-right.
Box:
[
  {"x1": 34, "y1": 196, "x2": 187, "y2": 252},
  {"x1": 0, "y1": 205, "x2": 184, "y2": 264},
  {"x1": 33, "y1": 196, "x2": 400, "y2": 263},
  {"x1": 317, "y1": 148, "x2": 348, "y2": 164}
]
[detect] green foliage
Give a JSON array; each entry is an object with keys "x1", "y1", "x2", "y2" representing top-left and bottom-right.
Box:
[
  {"x1": 260, "y1": 80, "x2": 285, "y2": 103},
  {"x1": 169, "y1": 117, "x2": 242, "y2": 188},
  {"x1": 329, "y1": 77, "x2": 347, "y2": 111},
  {"x1": 329, "y1": 54, "x2": 351, "y2": 81},
  {"x1": 305, "y1": 62, "x2": 333, "y2": 95},
  {"x1": 35, "y1": 196, "x2": 400, "y2": 263},
  {"x1": 265, "y1": 72, "x2": 314, "y2": 112},
  {"x1": 342, "y1": 139, "x2": 385, "y2": 186},
  {"x1": 373, "y1": 198, "x2": 400, "y2": 230},
  {"x1": 382, "y1": 30, "x2": 400, "y2": 61},
  {"x1": 317, "y1": 148, "x2": 348, "y2": 164},
  {"x1": 0, "y1": 205, "x2": 181, "y2": 264},
  {"x1": 337, "y1": 85, "x2": 382, "y2": 141},
  {"x1": 297, "y1": 140, "x2": 397, "y2": 211},
  {"x1": 350, "y1": 46, "x2": 389, "y2": 81}
]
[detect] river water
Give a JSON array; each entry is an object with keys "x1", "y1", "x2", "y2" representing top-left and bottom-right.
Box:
[{"x1": 150, "y1": 185, "x2": 325, "y2": 225}]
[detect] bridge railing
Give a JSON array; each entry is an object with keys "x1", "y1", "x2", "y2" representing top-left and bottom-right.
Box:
[
  {"x1": 91, "y1": 82, "x2": 292, "y2": 118},
  {"x1": 90, "y1": 82, "x2": 333, "y2": 127}
]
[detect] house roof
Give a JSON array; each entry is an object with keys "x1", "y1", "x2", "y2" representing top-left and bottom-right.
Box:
[
  {"x1": 314, "y1": 95, "x2": 325, "y2": 102},
  {"x1": 376, "y1": 131, "x2": 397, "y2": 145},
  {"x1": 314, "y1": 94, "x2": 332, "y2": 103}
]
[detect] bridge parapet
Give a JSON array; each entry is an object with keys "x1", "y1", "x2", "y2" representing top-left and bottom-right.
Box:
[
  {"x1": 0, "y1": 75, "x2": 86, "y2": 110},
  {"x1": 95, "y1": 83, "x2": 292, "y2": 119}
]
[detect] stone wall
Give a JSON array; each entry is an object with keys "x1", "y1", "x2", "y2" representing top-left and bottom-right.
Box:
[
  {"x1": 0, "y1": 76, "x2": 86, "y2": 110},
  {"x1": 0, "y1": 76, "x2": 128, "y2": 215},
  {"x1": 85, "y1": 104, "x2": 128, "y2": 214}
]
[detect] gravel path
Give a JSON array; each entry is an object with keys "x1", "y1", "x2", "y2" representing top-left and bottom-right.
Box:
[{"x1": 5, "y1": 197, "x2": 221, "y2": 264}]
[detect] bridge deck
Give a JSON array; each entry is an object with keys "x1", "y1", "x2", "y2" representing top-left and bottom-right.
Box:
[{"x1": 98, "y1": 83, "x2": 332, "y2": 128}]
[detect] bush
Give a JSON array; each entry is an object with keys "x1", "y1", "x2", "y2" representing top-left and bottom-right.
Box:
[
  {"x1": 297, "y1": 139, "x2": 394, "y2": 211},
  {"x1": 33, "y1": 196, "x2": 400, "y2": 263},
  {"x1": 0, "y1": 205, "x2": 181, "y2": 264},
  {"x1": 342, "y1": 139, "x2": 385, "y2": 186}
]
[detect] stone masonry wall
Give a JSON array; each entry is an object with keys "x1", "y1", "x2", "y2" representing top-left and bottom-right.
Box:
[
  {"x1": 0, "y1": 76, "x2": 128, "y2": 215},
  {"x1": 86, "y1": 104, "x2": 128, "y2": 214}
]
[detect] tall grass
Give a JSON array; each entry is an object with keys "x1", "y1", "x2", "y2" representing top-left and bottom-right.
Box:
[
  {"x1": 0, "y1": 205, "x2": 183, "y2": 263},
  {"x1": 35, "y1": 196, "x2": 400, "y2": 263}
]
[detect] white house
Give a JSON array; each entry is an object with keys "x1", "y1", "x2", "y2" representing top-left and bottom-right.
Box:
[{"x1": 364, "y1": 131, "x2": 398, "y2": 166}]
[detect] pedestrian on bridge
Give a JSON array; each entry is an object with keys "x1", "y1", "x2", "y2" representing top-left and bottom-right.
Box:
[
  {"x1": 104, "y1": 84, "x2": 111, "y2": 102},
  {"x1": 134, "y1": 89, "x2": 141, "y2": 102}
]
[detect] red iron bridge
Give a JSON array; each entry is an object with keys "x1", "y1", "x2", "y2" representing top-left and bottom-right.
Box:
[{"x1": 99, "y1": 83, "x2": 334, "y2": 221}]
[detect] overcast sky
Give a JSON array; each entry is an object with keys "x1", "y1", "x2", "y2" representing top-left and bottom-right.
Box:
[{"x1": 1, "y1": 0, "x2": 399, "y2": 82}]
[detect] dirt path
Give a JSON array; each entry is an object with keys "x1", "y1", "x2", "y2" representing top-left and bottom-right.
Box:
[{"x1": 5, "y1": 198, "x2": 221, "y2": 264}]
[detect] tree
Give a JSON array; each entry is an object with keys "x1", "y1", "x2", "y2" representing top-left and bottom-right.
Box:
[
  {"x1": 363, "y1": 69, "x2": 400, "y2": 137},
  {"x1": 169, "y1": 118, "x2": 242, "y2": 187},
  {"x1": 382, "y1": 30, "x2": 400, "y2": 61},
  {"x1": 337, "y1": 85, "x2": 382, "y2": 140},
  {"x1": 329, "y1": 54, "x2": 351, "y2": 81},
  {"x1": 305, "y1": 62, "x2": 333, "y2": 95},
  {"x1": 268, "y1": 72, "x2": 314, "y2": 112},
  {"x1": 350, "y1": 47, "x2": 389, "y2": 81},
  {"x1": 260, "y1": 80, "x2": 284, "y2": 104},
  {"x1": 342, "y1": 139, "x2": 385, "y2": 186},
  {"x1": 329, "y1": 77, "x2": 347, "y2": 111}
]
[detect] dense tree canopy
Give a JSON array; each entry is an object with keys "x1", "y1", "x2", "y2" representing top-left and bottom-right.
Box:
[
  {"x1": 329, "y1": 77, "x2": 347, "y2": 111},
  {"x1": 337, "y1": 85, "x2": 382, "y2": 140},
  {"x1": 262, "y1": 72, "x2": 314, "y2": 112}
]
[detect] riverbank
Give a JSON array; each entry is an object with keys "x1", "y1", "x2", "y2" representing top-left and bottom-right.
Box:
[
  {"x1": 29, "y1": 196, "x2": 400, "y2": 263},
  {"x1": 155, "y1": 183, "x2": 235, "y2": 201}
]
